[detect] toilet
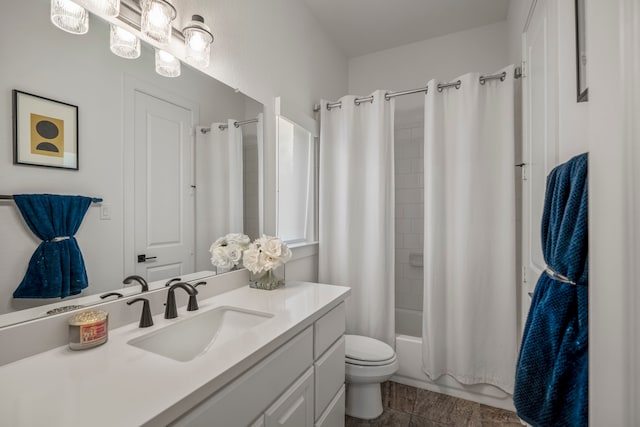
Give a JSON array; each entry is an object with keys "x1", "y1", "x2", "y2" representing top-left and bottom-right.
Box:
[{"x1": 344, "y1": 334, "x2": 399, "y2": 419}]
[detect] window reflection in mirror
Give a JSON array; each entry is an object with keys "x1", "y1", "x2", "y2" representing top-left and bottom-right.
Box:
[{"x1": 276, "y1": 116, "x2": 317, "y2": 245}]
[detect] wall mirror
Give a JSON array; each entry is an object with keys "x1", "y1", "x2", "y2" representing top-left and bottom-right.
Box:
[
  {"x1": 275, "y1": 98, "x2": 318, "y2": 245},
  {"x1": 0, "y1": 0, "x2": 263, "y2": 327}
]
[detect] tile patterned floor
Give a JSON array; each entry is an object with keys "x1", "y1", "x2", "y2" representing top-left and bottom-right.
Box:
[{"x1": 345, "y1": 381, "x2": 523, "y2": 427}]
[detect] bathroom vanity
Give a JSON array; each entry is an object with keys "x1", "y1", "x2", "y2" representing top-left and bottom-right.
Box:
[{"x1": 0, "y1": 278, "x2": 349, "y2": 427}]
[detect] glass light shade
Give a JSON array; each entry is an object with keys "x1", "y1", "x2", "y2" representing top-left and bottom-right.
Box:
[
  {"x1": 83, "y1": 0, "x2": 119, "y2": 16},
  {"x1": 110, "y1": 25, "x2": 140, "y2": 59},
  {"x1": 155, "y1": 49, "x2": 181, "y2": 78},
  {"x1": 183, "y1": 15, "x2": 213, "y2": 68},
  {"x1": 141, "y1": 0, "x2": 176, "y2": 44},
  {"x1": 51, "y1": 0, "x2": 89, "y2": 35}
]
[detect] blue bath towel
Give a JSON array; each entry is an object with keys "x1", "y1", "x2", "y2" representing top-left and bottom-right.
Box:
[
  {"x1": 13, "y1": 194, "x2": 101, "y2": 299},
  {"x1": 514, "y1": 153, "x2": 588, "y2": 426}
]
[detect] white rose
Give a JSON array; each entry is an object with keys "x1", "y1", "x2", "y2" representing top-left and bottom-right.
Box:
[
  {"x1": 261, "y1": 236, "x2": 292, "y2": 262},
  {"x1": 211, "y1": 246, "x2": 234, "y2": 269},
  {"x1": 225, "y1": 233, "x2": 250, "y2": 247},
  {"x1": 226, "y1": 243, "x2": 244, "y2": 265},
  {"x1": 242, "y1": 244, "x2": 265, "y2": 274}
]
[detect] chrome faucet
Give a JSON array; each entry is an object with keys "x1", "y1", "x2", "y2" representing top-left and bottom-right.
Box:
[
  {"x1": 164, "y1": 282, "x2": 199, "y2": 319},
  {"x1": 123, "y1": 275, "x2": 149, "y2": 292}
]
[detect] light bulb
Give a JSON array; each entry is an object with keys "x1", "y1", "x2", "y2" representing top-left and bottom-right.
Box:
[
  {"x1": 141, "y1": 0, "x2": 176, "y2": 44},
  {"x1": 82, "y1": 0, "x2": 119, "y2": 17},
  {"x1": 155, "y1": 49, "x2": 181, "y2": 78},
  {"x1": 51, "y1": 0, "x2": 89, "y2": 35},
  {"x1": 110, "y1": 25, "x2": 140, "y2": 59},
  {"x1": 183, "y1": 15, "x2": 214, "y2": 68}
]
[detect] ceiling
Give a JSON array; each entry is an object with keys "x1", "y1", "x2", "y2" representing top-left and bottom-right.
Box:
[{"x1": 301, "y1": 0, "x2": 510, "y2": 58}]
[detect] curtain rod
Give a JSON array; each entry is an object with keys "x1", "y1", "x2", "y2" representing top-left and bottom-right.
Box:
[
  {"x1": 200, "y1": 117, "x2": 260, "y2": 134},
  {"x1": 0, "y1": 195, "x2": 103, "y2": 202},
  {"x1": 315, "y1": 67, "x2": 522, "y2": 112}
]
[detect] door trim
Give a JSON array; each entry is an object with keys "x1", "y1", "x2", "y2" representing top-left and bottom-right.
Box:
[
  {"x1": 122, "y1": 75, "x2": 199, "y2": 278},
  {"x1": 588, "y1": 0, "x2": 640, "y2": 423}
]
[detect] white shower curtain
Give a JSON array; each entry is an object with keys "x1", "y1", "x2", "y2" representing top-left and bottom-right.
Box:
[
  {"x1": 199, "y1": 120, "x2": 244, "y2": 242},
  {"x1": 319, "y1": 91, "x2": 395, "y2": 346},
  {"x1": 422, "y1": 65, "x2": 518, "y2": 393}
]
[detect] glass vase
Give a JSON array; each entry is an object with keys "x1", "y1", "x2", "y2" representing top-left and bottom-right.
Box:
[{"x1": 249, "y1": 269, "x2": 284, "y2": 290}]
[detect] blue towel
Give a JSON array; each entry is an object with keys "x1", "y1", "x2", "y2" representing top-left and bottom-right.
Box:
[
  {"x1": 13, "y1": 194, "x2": 100, "y2": 299},
  {"x1": 514, "y1": 153, "x2": 588, "y2": 426}
]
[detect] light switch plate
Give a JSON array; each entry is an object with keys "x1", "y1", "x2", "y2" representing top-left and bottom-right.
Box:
[{"x1": 100, "y1": 203, "x2": 112, "y2": 220}]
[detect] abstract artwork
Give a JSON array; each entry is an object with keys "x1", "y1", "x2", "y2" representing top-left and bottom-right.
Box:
[{"x1": 13, "y1": 90, "x2": 79, "y2": 170}]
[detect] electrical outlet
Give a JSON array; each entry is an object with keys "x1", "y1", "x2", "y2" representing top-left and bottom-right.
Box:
[{"x1": 100, "y1": 203, "x2": 112, "y2": 220}]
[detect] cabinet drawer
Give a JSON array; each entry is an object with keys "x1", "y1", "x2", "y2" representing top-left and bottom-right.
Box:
[
  {"x1": 315, "y1": 385, "x2": 345, "y2": 427},
  {"x1": 314, "y1": 302, "x2": 345, "y2": 359},
  {"x1": 171, "y1": 327, "x2": 313, "y2": 427},
  {"x1": 265, "y1": 367, "x2": 314, "y2": 427},
  {"x1": 314, "y1": 336, "x2": 345, "y2": 420}
]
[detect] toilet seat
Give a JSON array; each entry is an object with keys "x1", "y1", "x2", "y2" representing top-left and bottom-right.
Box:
[
  {"x1": 346, "y1": 354, "x2": 397, "y2": 367},
  {"x1": 345, "y1": 334, "x2": 395, "y2": 365}
]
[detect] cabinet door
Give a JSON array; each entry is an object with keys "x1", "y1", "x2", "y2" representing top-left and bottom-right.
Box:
[
  {"x1": 314, "y1": 336, "x2": 345, "y2": 420},
  {"x1": 315, "y1": 385, "x2": 345, "y2": 427},
  {"x1": 265, "y1": 368, "x2": 314, "y2": 427}
]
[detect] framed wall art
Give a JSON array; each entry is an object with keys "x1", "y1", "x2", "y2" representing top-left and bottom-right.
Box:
[{"x1": 13, "y1": 90, "x2": 79, "y2": 170}]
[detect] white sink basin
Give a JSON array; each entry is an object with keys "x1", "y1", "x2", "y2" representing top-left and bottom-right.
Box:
[{"x1": 128, "y1": 306, "x2": 273, "y2": 362}]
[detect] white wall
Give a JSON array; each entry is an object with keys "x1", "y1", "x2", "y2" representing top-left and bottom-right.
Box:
[
  {"x1": 349, "y1": 22, "x2": 509, "y2": 111},
  {"x1": 348, "y1": 22, "x2": 510, "y2": 335}
]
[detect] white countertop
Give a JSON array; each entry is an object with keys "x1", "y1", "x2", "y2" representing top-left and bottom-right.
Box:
[{"x1": 0, "y1": 281, "x2": 350, "y2": 426}]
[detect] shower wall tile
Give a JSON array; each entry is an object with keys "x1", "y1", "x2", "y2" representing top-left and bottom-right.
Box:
[
  {"x1": 397, "y1": 158, "x2": 412, "y2": 174},
  {"x1": 397, "y1": 189, "x2": 423, "y2": 204},
  {"x1": 396, "y1": 218, "x2": 411, "y2": 234},
  {"x1": 396, "y1": 248, "x2": 410, "y2": 264},
  {"x1": 404, "y1": 204, "x2": 423, "y2": 219},
  {"x1": 395, "y1": 115, "x2": 425, "y2": 317},
  {"x1": 396, "y1": 128, "x2": 412, "y2": 143},
  {"x1": 411, "y1": 158, "x2": 424, "y2": 173},
  {"x1": 403, "y1": 234, "x2": 422, "y2": 251}
]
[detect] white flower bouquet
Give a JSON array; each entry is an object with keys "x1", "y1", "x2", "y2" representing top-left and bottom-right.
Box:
[
  {"x1": 243, "y1": 235, "x2": 292, "y2": 290},
  {"x1": 209, "y1": 233, "x2": 250, "y2": 272}
]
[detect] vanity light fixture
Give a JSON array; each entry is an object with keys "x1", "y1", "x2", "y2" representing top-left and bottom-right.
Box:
[
  {"x1": 110, "y1": 24, "x2": 140, "y2": 59},
  {"x1": 155, "y1": 49, "x2": 181, "y2": 77},
  {"x1": 141, "y1": 0, "x2": 177, "y2": 44},
  {"x1": 82, "y1": 0, "x2": 120, "y2": 17},
  {"x1": 183, "y1": 15, "x2": 214, "y2": 68},
  {"x1": 50, "y1": 0, "x2": 89, "y2": 34}
]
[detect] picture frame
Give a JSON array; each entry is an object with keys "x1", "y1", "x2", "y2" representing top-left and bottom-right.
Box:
[
  {"x1": 575, "y1": 0, "x2": 588, "y2": 102},
  {"x1": 13, "y1": 90, "x2": 79, "y2": 170}
]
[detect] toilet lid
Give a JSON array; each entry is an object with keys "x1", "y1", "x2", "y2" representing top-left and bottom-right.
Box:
[{"x1": 345, "y1": 334, "x2": 395, "y2": 363}]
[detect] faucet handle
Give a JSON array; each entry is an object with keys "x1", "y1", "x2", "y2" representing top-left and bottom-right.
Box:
[
  {"x1": 127, "y1": 298, "x2": 154, "y2": 328},
  {"x1": 100, "y1": 292, "x2": 123, "y2": 300},
  {"x1": 165, "y1": 277, "x2": 181, "y2": 287},
  {"x1": 194, "y1": 281, "x2": 207, "y2": 288},
  {"x1": 123, "y1": 275, "x2": 149, "y2": 292}
]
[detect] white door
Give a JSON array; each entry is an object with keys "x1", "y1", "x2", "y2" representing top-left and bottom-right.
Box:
[
  {"x1": 134, "y1": 90, "x2": 195, "y2": 281},
  {"x1": 521, "y1": 0, "x2": 559, "y2": 328}
]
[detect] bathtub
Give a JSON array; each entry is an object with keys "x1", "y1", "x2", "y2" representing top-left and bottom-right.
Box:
[{"x1": 392, "y1": 334, "x2": 516, "y2": 411}]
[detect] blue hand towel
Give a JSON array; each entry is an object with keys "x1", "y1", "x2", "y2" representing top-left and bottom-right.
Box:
[
  {"x1": 13, "y1": 194, "x2": 100, "y2": 299},
  {"x1": 514, "y1": 153, "x2": 588, "y2": 426}
]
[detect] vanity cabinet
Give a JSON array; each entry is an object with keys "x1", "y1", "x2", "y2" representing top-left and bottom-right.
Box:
[{"x1": 170, "y1": 302, "x2": 346, "y2": 427}]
